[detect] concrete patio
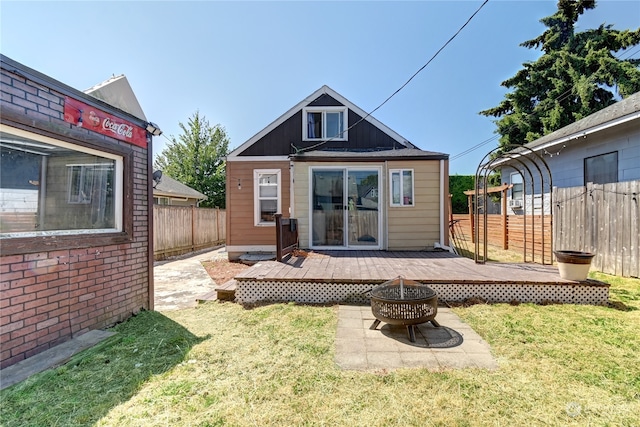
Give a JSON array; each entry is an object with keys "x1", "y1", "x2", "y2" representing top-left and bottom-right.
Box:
[{"x1": 335, "y1": 305, "x2": 498, "y2": 371}]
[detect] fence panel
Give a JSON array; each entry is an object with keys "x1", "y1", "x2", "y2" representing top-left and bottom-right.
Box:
[
  {"x1": 153, "y1": 206, "x2": 226, "y2": 260},
  {"x1": 554, "y1": 180, "x2": 640, "y2": 278}
]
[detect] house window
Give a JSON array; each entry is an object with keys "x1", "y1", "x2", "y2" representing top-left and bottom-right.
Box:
[
  {"x1": 303, "y1": 107, "x2": 347, "y2": 141},
  {"x1": 511, "y1": 172, "x2": 523, "y2": 200},
  {"x1": 0, "y1": 126, "x2": 123, "y2": 237},
  {"x1": 390, "y1": 169, "x2": 414, "y2": 206},
  {"x1": 585, "y1": 152, "x2": 618, "y2": 185},
  {"x1": 254, "y1": 169, "x2": 281, "y2": 226}
]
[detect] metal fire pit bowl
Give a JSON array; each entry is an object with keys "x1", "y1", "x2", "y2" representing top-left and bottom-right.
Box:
[{"x1": 370, "y1": 277, "x2": 440, "y2": 342}]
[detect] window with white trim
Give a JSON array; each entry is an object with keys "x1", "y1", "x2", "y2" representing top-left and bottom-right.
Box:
[
  {"x1": 302, "y1": 107, "x2": 347, "y2": 141},
  {"x1": 254, "y1": 169, "x2": 281, "y2": 226},
  {"x1": 0, "y1": 126, "x2": 123, "y2": 237},
  {"x1": 510, "y1": 172, "x2": 523, "y2": 200},
  {"x1": 389, "y1": 169, "x2": 414, "y2": 207}
]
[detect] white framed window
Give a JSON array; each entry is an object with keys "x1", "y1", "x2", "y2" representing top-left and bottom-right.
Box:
[
  {"x1": 154, "y1": 197, "x2": 170, "y2": 205},
  {"x1": 0, "y1": 125, "x2": 123, "y2": 237},
  {"x1": 302, "y1": 107, "x2": 347, "y2": 141},
  {"x1": 389, "y1": 169, "x2": 414, "y2": 207},
  {"x1": 254, "y1": 169, "x2": 281, "y2": 226},
  {"x1": 510, "y1": 172, "x2": 523, "y2": 200}
]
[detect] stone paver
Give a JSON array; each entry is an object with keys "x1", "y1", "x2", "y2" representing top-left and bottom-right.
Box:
[
  {"x1": 335, "y1": 305, "x2": 498, "y2": 371},
  {"x1": 154, "y1": 247, "x2": 227, "y2": 311}
]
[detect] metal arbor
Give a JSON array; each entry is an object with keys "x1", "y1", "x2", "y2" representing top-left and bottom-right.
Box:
[{"x1": 474, "y1": 145, "x2": 553, "y2": 265}]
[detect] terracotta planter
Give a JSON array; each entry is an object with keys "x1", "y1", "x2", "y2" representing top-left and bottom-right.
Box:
[{"x1": 554, "y1": 250, "x2": 595, "y2": 281}]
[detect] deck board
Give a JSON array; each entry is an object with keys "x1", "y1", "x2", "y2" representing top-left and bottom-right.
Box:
[{"x1": 233, "y1": 250, "x2": 582, "y2": 285}]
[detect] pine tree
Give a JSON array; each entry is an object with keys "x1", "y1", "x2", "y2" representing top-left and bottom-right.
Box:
[
  {"x1": 154, "y1": 111, "x2": 230, "y2": 208},
  {"x1": 480, "y1": 0, "x2": 640, "y2": 148}
]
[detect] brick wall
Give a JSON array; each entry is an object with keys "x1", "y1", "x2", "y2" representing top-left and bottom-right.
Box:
[{"x1": 0, "y1": 58, "x2": 151, "y2": 369}]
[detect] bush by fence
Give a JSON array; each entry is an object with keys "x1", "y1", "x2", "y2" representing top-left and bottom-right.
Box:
[{"x1": 154, "y1": 206, "x2": 226, "y2": 260}]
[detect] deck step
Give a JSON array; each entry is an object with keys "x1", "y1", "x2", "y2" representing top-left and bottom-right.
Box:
[
  {"x1": 214, "y1": 279, "x2": 237, "y2": 302},
  {"x1": 196, "y1": 279, "x2": 237, "y2": 303}
]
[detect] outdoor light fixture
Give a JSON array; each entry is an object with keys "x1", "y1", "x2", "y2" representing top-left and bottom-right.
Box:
[
  {"x1": 77, "y1": 110, "x2": 83, "y2": 127},
  {"x1": 237, "y1": 179, "x2": 242, "y2": 190},
  {"x1": 146, "y1": 122, "x2": 163, "y2": 136}
]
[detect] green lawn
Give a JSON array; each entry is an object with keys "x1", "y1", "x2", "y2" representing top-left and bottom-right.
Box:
[{"x1": 1, "y1": 272, "x2": 639, "y2": 426}]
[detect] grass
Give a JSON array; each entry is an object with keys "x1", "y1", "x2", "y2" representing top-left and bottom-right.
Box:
[{"x1": 1, "y1": 276, "x2": 639, "y2": 426}]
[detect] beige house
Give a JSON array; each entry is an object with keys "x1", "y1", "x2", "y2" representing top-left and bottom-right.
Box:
[{"x1": 225, "y1": 86, "x2": 450, "y2": 260}]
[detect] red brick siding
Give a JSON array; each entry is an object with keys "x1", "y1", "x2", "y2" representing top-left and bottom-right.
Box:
[{"x1": 0, "y1": 63, "x2": 150, "y2": 368}]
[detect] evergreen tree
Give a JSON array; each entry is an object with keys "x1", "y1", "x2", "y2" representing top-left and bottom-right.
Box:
[
  {"x1": 480, "y1": 0, "x2": 640, "y2": 148},
  {"x1": 154, "y1": 111, "x2": 230, "y2": 208}
]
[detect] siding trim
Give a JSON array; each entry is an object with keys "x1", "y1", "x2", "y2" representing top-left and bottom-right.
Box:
[{"x1": 227, "y1": 155, "x2": 290, "y2": 162}]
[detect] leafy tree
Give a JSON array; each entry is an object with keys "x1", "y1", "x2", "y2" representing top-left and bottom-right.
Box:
[
  {"x1": 449, "y1": 175, "x2": 474, "y2": 214},
  {"x1": 480, "y1": 0, "x2": 640, "y2": 149},
  {"x1": 154, "y1": 111, "x2": 230, "y2": 208}
]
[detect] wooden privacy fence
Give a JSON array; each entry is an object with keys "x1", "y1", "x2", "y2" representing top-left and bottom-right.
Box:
[
  {"x1": 153, "y1": 206, "x2": 226, "y2": 260},
  {"x1": 452, "y1": 214, "x2": 552, "y2": 262},
  {"x1": 554, "y1": 180, "x2": 640, "y2": 278}
]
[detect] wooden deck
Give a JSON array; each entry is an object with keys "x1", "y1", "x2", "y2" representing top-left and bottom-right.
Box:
[
  {"x1": 235, "y1": 250, "x2": 571, "y2": 284},
  {"x1": 222, "y1": 251, "x2": 609, "y2": 305}
]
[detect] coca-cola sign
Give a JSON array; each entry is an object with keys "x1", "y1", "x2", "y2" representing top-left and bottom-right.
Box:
[
  {"x1": 64, "y1": 97, "x2": 147, "y2": 148},
  {"x1": 102, "y1": 117, "x2": 134, "y2": 139}
]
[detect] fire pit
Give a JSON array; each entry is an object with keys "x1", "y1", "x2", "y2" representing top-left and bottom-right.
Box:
[{"x1": 369, "y1": 277, "x2": 440, "y2": 342}]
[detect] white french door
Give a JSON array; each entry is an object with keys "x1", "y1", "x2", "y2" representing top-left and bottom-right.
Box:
[{"x1": 310, "y1": 167, "x2": 381, "y2": 249}]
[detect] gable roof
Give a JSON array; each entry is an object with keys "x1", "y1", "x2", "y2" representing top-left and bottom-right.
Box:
[
  {"x1": 84, "y1": 74, "x2": 148, "y2": 121},
  {"x1": 515, "y1": 91, "x2": 640, "y2": 154},
  {"x1": 228, "y1": 85, "x2": 416, "y2": 158},
  {"x1": 153, "y1": 173, "x2": 207, "y2": 200}
]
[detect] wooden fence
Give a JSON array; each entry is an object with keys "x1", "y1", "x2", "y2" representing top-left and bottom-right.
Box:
[
  {"x1": 452, "y1": 214, "x2": 552, "y2": 263},
  {"x1": 153, "y1": 205, "x2": 226, "y2": 260},
  {"x1": 554, "y1": 180, "x2": 639, "y2": 278},
  {"x1": 452, "y1": 180, "x2": 640, "y2": 277}
]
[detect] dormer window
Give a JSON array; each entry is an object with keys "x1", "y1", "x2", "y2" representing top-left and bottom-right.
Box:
[{"x1": 303, "y1": 107, "x2": 347, "y2": 141}]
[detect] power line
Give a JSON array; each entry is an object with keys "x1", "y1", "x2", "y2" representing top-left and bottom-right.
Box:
[
  {"x1": 294, "y1": 0, "x2": 490, "y2": 154},
  {"x1": 451, "y1": 44, "x2": 640, "y2": 164}
]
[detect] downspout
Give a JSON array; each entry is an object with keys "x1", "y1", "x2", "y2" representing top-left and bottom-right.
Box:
[
  {"x1": 384, "y1": 160, "x2": 389, "y2": 250},
  {"x1": 147, "y1": 133, "x2": 155, "y2": 311},
  {"x1": 434, "y1": 159, "x2": 454, "y2": 253},
  {"x1": 289, "y1": 160, "x2": 295, "y2": 218}
]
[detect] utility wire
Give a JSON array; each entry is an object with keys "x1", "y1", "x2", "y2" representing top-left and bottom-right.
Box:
[{"x1": 294, "y1": 0, "x2": 490, "y2": 154}]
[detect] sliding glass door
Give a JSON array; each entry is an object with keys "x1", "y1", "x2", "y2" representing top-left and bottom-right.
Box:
[{"x1": 311, "y1": 168, "x2": 380, "y2": 248}]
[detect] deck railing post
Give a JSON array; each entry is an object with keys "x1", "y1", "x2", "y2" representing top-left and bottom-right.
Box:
[{"x1": 275, "y1": 214, "x2": 283, "y2": 261}]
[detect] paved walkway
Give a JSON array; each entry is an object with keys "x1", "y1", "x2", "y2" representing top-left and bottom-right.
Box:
[
  {"x1": 336, "y1": 305, "x2": 497, "y2": 371},
  {"x1": 153, "y1": 246, "x2": 227, "y2": 311}
]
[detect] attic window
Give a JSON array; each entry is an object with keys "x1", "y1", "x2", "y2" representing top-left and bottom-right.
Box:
[{"x1": 303, "y1": 107, "x2": 347, "y2": 141}]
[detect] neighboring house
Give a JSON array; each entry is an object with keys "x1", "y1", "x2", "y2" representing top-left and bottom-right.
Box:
[
  {"x1": 225, "y1": 85, "x2": 450, "y2": 260},
  {"x1": 152, "y1": 172, "x2": 207, "y2": 206},
  {"x1": 500, "y1": 91, "x2": 640, "y2": 214},
  {"x1": 0, "y1": 55, "x2": 159, "y2": 368}
]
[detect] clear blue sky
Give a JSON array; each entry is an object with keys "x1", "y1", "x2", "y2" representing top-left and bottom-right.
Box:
[{"x1": 1, "y1": 1, "x2": 639, "y2": 174}]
